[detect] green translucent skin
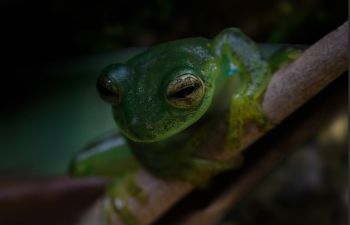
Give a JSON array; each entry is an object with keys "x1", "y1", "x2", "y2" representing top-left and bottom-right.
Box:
[{"x1": 71, "y1": 28, "x2": 302, "y2": 225}]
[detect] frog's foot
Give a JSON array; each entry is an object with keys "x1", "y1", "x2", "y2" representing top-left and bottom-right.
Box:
[
  {"x1": 226, "y1": 95, "x2": 273, "y2": 151},
  {"x1": 102, "y1": 173, "x2": 147, "y2": 225},
  {"x1": 172, "y1": 156, "x2": 244, "y2": 186},
  {"x1": 248, "y1": 96, "x2": 273, "y2": 131}
]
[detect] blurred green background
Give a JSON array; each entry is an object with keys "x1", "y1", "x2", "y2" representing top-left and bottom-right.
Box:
[{"x1": 0, "y1": 0, "x2": 347, "y2": 177}]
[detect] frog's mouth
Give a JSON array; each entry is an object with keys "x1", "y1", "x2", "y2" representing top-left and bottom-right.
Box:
[
  {"x1": 120, "y1": 129, "x2": 166, "y2": 143},
  {"x1": 117, "y1": 120, "x2": 181, "y2": 143}
]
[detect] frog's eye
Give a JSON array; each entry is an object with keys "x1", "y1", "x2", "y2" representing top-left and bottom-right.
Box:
[
  {"x1": 96, "y1": 74, "x2": 120, "y2": 105},
  {"x1": 166, "y1": 74, "x2": 205, "y2": 108}
]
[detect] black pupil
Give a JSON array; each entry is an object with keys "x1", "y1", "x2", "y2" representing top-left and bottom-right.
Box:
[
  {"x1": 97, "y1": 78, "x2": 118, "y2": 98},
  {"x1": 173, "y1": 84, "x2": 198, "y2": 98}
]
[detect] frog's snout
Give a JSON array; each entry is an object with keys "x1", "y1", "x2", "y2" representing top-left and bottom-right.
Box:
[{"x1": 124, "y1": 119, "x2": 159, "y2": 142}]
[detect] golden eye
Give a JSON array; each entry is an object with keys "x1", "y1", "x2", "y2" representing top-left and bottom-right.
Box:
[
  {"x1": 166, "y1": 74, "x2": 205, "y2": 108},
  {"x1": 96, "y1": 74, "x2": 120, "y2": 104}
]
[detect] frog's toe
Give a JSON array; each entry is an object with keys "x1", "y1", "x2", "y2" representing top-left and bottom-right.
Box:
[
  {"x1": 249, "y1": 101, "x2": 273, "y2": 132},
  {"x1": 226, "y1": 130, "x2": 242, "y2": 151},
  {"x1": 254, "y1": 113, "x2": 273, "y2": 131},
  {"x1": 102, "y1": 195, "x2": 140, "y2": 225},
  {"x1": 102, "y1": 174, "x2": 147, "y2": 225}
]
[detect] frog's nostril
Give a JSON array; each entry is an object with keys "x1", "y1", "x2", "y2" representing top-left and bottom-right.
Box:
[{"x1": 123, "y1": 122, "x2": 158, "y2": 142}]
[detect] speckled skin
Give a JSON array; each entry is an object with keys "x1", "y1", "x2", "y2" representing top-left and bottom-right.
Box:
[{"x1": 70, "y1": 28, "x2": 301, "y2": 225}]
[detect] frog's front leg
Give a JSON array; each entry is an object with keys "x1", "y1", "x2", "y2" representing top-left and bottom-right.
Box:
[
  {"x1": 212, "y1": 28, "x2": 273, "y2": 151},
  {"x1": 70, "y1": 132, "x2": 146, "y2": 225},
  {"x1": 226, "y1": 93, "x2": 272, "y2": 150},
  {"x1": 70, "y1": 131, "x2": 140, "y2": 177}
]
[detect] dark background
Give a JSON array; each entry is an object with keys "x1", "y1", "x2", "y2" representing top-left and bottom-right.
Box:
[
  {"x1": 2, "y1": 0, "x2": 346, "y2": 62},
  {"x1": 1, "y1": 0, "x2": 347, "y2": 110}
]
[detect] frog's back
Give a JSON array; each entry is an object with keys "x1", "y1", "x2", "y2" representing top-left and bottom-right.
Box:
[{"x1": 127, "y1": 37, "x2": 213, "y2": 73}]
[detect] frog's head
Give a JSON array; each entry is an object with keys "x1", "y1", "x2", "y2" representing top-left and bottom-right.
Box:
[{"x1": 97, "y1": 38, "x2": 219, "y2": 142}]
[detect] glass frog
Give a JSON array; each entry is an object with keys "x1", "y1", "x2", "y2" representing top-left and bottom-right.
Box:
[{"x1": 70, "y1": 28, "x2": 302, "y2": 225}]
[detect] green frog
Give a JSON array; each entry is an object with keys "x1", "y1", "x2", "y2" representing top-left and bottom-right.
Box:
[{"x1": 70, "y1": 28, "x2": 301, "y2": 225}]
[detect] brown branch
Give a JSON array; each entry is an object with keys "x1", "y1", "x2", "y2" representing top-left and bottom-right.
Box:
[{"x1": 263, "y1": 22, "x2": 348, "y2": 123}]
